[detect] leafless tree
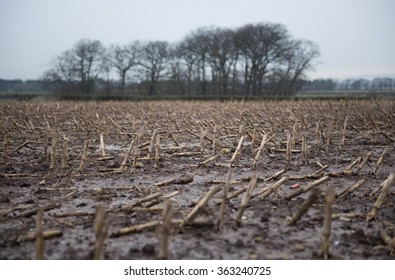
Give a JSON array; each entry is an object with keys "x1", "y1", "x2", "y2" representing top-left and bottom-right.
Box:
[
  {"x1": 206, "y1": 28, "x2": 238, "y2": 95},
  {"x1": 235, "y1": 23, "x2": 291, "y2": 96},
  {"x1": 270, "y1": 40, "x2": 319, "y2": 96},
  {"x1": 109, "y1": 42, "x2": 141, "y2": 94},
  {"x1": 139, "y1": 41, "x2": 169, "y2": 95},
  {"x1": 44, "y1": 39, "x2": 105, "y2": 96},
  {"x1": 179, "y1": 28, "x2": 212, "y2": 95}
]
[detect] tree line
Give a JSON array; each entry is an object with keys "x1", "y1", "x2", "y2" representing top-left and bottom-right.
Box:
[
  {"x1": 302, "y1": 78, "x2": 395, "y2": 91},
  {"x1": 3, "y1": 77, "x2": 393, "y2": 95},
  {"x1": 0, "y1": 79, "x2": 47, "y2": 93},
  {"x1": 43, "y1": 22, "x2": 320, "y2": 98}
]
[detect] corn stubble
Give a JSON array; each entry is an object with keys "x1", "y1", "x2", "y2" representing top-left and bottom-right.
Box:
[{"x1": 1, "y1": 99, "x2": 394, "y2": 260}]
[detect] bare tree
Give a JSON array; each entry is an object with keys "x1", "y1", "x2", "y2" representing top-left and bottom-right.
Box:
[
  {"x1": 139, "y1": 41, "x2": 169, "y2": 95},
  {"x1": 206, "y1": 28, "x2": 238, "y2": 95},
  {"x1": 236, "y1": 23, "x2": 290, "y2": 96},
  {"x1": 179, "y1": 28, "x2": 212, "y2": 95},
  {"x1": 176, "y1": 40, "x2": 198, "y2": 96},
  {"x1": 44, "y1": 39, "x2": 105, "y2": 96},
  {"x1": 109, "y1": 42, "x2": 140, "y2": 94},
  {"x1": 271, "y1": 40, "x2": 320, "y2": 96},
  {"x1": 72, "y1": 39, "x2": 105, "y2": 94}
]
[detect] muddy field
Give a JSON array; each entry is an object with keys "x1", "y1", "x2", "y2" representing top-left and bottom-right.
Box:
[{"x1": 0, "y1": 99, "x2": 394, "y2": 260}]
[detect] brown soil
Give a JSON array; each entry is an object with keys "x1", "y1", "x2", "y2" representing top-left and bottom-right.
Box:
[{"x1": 0, "y1": 99, "x2": 394, "y2": 260}]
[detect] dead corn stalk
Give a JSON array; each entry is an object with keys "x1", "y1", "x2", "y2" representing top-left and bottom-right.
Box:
[
  {"x1": 341, "y1": 117, "x2": 348, "y2": 146},
  {"x1": 288, "y1": 188, "x2": 320, "y2": 225},
  {"x1": 265, "y1": 168, "x2": 288, "y2": 181},
  {"x1": 94, "y1": 204, "x2": 106, "y2": 260},
  {"x1": 154, "y1": 134, "x2": 160, "y2": 169},
  {"x1": 286, "y1": 176, "x2": 330, "y2": 200},
  {"x1": 169, "y1": 131, "x2": 180, "y2": 147},
  {"x1": 372, "y1": 148, "x2": 389, "y2": 174},
  {"x1": 35, "y1": 208, "x2": 44, "y2": 260},
  {"x1": 110, "y1": 221, "x2": 160, "y2": 237},
  {"x1": 286, "y1": 133, "x2": 291, "y2": 162},
  {"x1": 343, "y1": 156, "x2": 362, "y2": 173},
  {"x1": 337, "y1": 179, "x2": 366, "y2": 198},
  {"x1": 121, "y1": 191, "x2": 162, "y2": 211},
  {"x1": 230, "y1": 135, "x2": 245, "y2": 167},
  {"x1": 353, "y1": 151, "x2": 373, "y2": 175},
  {"x1": 21, "y1": 202, "x2": 60, "y2": 218},
  {"x1": 43, "y1": 126, "x2": 48, "y2": 160},
  {"x1": 79, "y1": 139, "x2": 89, "y2": 172},
  {"x1": 157, "y1": 199, "x2": 172, "y2": 260},
  {"x1": 252, "y1": 134, "x2": 267, "y2": 168},
  {"x1": 49, "y1": 136, "x2": 57, "y2": 172},
  {"x1": 320, "y1": 186, "x2": 335, "y2": 259},
  {"x1": 144, "y1": 191, "x2": 179, "y2": 208},
  {"x1": 17, "y1": 229, "x2": 62, "y2": 243},
  {"x1": 291, "y1": 121, "x2": 297, "y2": 149},
  {"x1": 132, "y1": 133, "x2": 141, "y2": 169},
  {"x1": 366, "y1": 173, "x2": 395, "y2": 221},
  {"x1": 2, "y1": 133, "x2": 7, "y2": 162},
  {"x1": 314, "y1": 122, "x2": 320, "y2": 150},
  {"x1": 61, "y1": 138, "x2": 68, "y2": 175},
  {"x1": 261, "y1": 176, "x2": 288, "y2": 200},
  {"x1": 199, "y1": 153, "x2": 221, "y2": 167},
  {"x1": 220, "y1": 185, "x2": 248, "y2": 202},
  {"x1": 181, "y1": 185, "x2": 220, "y2": 227},
  {"x1": 370, "y1": 179, "x2": 387, "y2": 196},
  {"x1": 217, "y1": 168, "x2": 232, "y2": 229},
  {"x1": 99, "y1": 133, "x2": 106, "y2": 157},
  {"x1": 200, "y1": 126, "x2": 206, "y2": 155},
  {"x1": 235, "y1": 174, "x2": 258, "y2": 226},
  {"x1": 212, "y1": 126, "x2": 217, "y2": 155},
  {"x1": 120, "y1": 139, "x2": 134, "y2": 172},
  {"x1": 155, "y1": 175, "x2": 193, "y2": 187},
  {"x1": 148, "y1": 129, "x2": 158, "y2": 158}
]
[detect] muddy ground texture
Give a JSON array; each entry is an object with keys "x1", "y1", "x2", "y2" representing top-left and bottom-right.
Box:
[{"x1": 0, "y1": 99, "x2": 394, "y2": 260}]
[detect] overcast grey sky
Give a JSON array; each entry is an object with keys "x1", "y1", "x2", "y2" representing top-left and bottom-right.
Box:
[{"x1": 1, "y1": 0, "x2": 394, "y2": 80}]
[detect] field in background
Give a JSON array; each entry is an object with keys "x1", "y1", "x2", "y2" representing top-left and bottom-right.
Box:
[
  {"x1": 1, "y1": 90, "x2": 395, "y2": 101},
  {"x1": 0, "y1": 99, "x2": 394, "y2": 259}
]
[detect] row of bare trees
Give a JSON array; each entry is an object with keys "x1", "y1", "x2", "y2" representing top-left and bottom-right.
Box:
[{"x1": 43, "y1": 22, "x2": 320, "y2": 98}]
